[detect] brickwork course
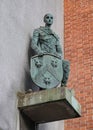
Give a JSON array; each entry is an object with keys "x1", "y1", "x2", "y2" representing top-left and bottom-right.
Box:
[{"x1": 64, "y1": 0, "x2": 93, "y2": 130}]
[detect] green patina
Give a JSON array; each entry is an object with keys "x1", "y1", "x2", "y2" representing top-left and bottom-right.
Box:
[{"x1": 30, "y1": 14, "x2": 70, "y2": 89}]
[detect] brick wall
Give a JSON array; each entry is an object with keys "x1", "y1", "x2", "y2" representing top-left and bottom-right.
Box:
[{"x1": 64, "y1": 0, "x2": 93, "y2": 130}]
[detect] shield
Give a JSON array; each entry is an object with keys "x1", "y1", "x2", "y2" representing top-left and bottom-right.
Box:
[{"x1": 30, "y1": 54, "x2": 63, "y2": 89}]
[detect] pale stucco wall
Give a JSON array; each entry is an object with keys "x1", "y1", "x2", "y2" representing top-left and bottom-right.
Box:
[
  {"x1": 39, "y1": 121, "x2": 64, "y2": 130},
  {"x1": 0, "y1": 0, "x2": 64, "y2": 130}
]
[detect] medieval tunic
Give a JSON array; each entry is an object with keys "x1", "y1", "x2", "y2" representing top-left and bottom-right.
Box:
[{"x1": 31, "y1": 26, "x2": 62, "y2": 57}]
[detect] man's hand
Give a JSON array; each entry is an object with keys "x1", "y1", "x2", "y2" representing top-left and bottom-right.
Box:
[
  {"x1": 54, "y1": 52, "x2": 61, "y2": 59},
  {"x1": 38, "y1": 51, "x2": 44, "y2": 56}
]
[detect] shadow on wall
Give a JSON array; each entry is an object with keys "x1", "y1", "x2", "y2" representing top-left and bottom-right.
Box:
[
  {"x1": 24, "y1": 37, "x2": 40, "y2": 92},
  {"x1": 20, "y1": 111, "x2": 36, "y2": 130}
]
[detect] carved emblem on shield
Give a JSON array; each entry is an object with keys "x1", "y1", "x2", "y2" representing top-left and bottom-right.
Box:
[{"x1": 30, "y1": 54, "x2": 63, "y2": 89}]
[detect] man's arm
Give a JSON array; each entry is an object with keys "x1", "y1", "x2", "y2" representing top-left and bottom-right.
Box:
[
  {"x1": 31, "y1": 29, "x2": 42, "y2": 55},
  {"x1": 56, "y1": 38, "x2": 63, "y2": 58}
]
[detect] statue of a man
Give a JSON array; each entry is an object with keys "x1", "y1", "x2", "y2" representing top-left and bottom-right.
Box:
[
  {"x1": 31, "y1": 14, "x2": 62, "y2": 58},
  {"x1": 31, "y1": 14, "x2": 70, "y2": 87}
]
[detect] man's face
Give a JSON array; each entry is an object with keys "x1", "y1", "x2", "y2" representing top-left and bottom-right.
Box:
[{"x1": 44, "y1": 14, "x2": 53, "y2": 25}]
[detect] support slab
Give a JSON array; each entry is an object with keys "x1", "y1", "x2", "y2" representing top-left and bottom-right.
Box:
[{"x1": 18, "y1": 87, "x2": 81, "y2": 123}]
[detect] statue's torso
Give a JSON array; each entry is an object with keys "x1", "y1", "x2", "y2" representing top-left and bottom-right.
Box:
[{"x1": 38, "y1": 27, "x2": 59, "y2": 54}]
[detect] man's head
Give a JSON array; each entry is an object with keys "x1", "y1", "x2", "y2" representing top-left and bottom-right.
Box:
[{"x1": 44, "y1": 13, "x2": 53, "y2": 26}]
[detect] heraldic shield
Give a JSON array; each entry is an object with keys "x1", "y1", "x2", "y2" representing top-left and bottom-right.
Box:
[{"x1": 30, "y1": 54, "x2": 63, "y2": 89}]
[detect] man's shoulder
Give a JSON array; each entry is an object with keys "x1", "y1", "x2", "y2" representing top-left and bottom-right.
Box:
[
  {"x1": 53, "y1": 32, "x2": 60, "y2": 40},
  {"x1": 33, "y1": 26, "x2": 44, "y2": 33}
]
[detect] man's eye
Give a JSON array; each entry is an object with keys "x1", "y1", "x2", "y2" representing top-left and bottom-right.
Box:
[
  {"x1": 51, "y1": 17, "x2": 53, "y2": 19},
  {"x1": 46, "y1": 16, "x2": 49, "y2": 19}
]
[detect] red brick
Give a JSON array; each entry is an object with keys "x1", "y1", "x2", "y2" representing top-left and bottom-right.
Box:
[{"x1": 64, "y1": 0, "x2": 93, "y2": 130}]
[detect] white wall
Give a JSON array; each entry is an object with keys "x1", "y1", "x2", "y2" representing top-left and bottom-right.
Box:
[
  {"x1": 39, "y1": 121, "x2": 64, "y2": 130},
  {"x1": 0, "y1": 0, "x2": 64, "y2": 130}
]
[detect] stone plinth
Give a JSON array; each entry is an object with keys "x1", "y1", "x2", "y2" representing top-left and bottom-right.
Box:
[{"x1": 18, "y1": 87, "x2": 81, "y2": 123}]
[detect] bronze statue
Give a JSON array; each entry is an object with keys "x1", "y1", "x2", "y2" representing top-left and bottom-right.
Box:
[
  {"x1": 31, "y1": 14, "x2": 62, "y2": 57},
  {"x1": 30, "y1": 14, "x2": 70, "y2": 89}
]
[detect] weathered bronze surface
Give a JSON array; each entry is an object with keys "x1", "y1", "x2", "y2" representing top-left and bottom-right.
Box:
[
  {"x1": 30, "y1": 54, "x2": 63, "y2": 89},
  {"x1": 31, "y1": 14, "x2": 62, "y2": 57},
  {"x1": 18, "y1": 87, "x2": 81, "y2": 123},
  {"x1": 30, "y1": 14, "x2": 70, "y2": 89}
]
